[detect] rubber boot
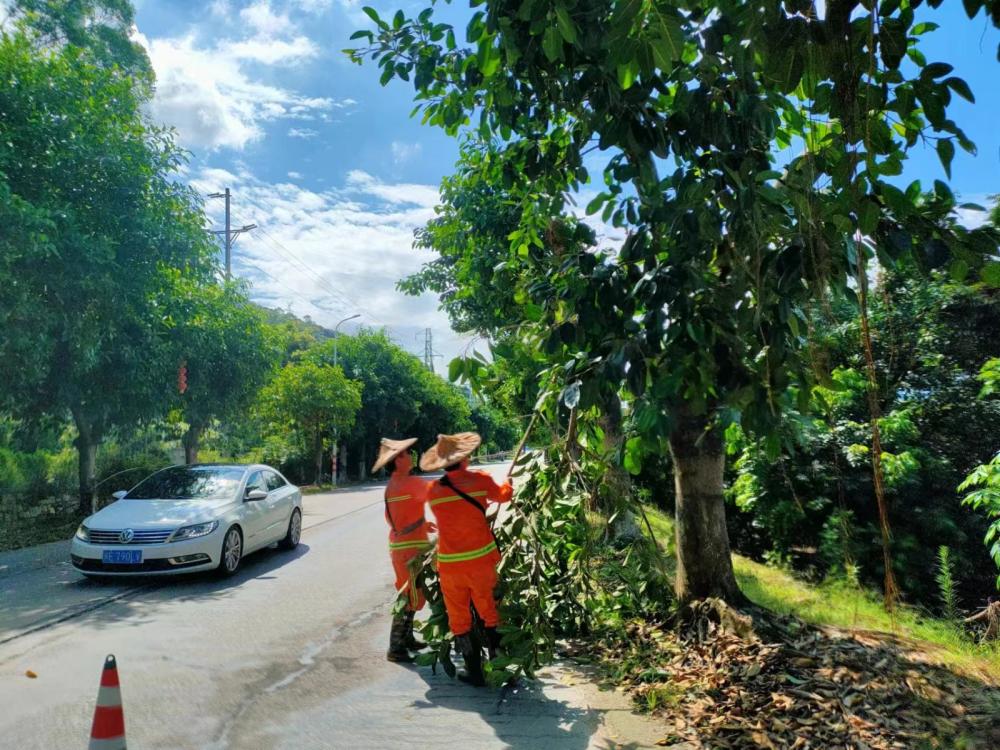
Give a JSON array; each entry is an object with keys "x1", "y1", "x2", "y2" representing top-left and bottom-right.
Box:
[
  {"x1": 386, "y1": 612, "x2": 413, "y2": 663},
  {"x1": 485, "y1": 626, "x2": 503, "y2": 660},
  {"x1": 455, "y1": 632, "x2": 486, "y2": 687},
  {"x1": 403, "y1": 611, "x2": 426, "y2": 650}
]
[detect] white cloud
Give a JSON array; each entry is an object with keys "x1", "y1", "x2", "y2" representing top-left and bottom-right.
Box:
[
  {"x1": 190, "y1": 166, "x2": 470, "y2": 362},
  {"x1": 345, "y1": 170, "x2": 439, "y2": 208},
  {"x1": 221, "y1": 35, "x2": 317, "y2": 64},
  {"x1": 288, "y1": 171, "x2": 304, "y2": 179},
  {"x1": 139, "y1": 29, "x2": 348, "y2": 151},
  {"x1": 136, "y1": 0, "x2": 359, "y2": 152},
  {"x1": 209, "y1": 0, "x2": 232, "y2": 17},
  {"x1": 391, "y1": 141, "x2": 423, "y2": 165},
  {"x1": 239, "y1": 1, "x2": 293, "y2": 36},
  {"x1": 288, "y1": 127, "x2": 319, "y2": 139}
]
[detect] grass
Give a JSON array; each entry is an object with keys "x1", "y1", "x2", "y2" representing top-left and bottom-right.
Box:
[{"x1": 639, "y1": 504, "x2": 1000, "y2": 680}]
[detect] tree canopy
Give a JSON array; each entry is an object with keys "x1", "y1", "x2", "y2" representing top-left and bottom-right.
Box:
[{"x1": 350, "y1": 0, "x2": 1000, "y2": 606}]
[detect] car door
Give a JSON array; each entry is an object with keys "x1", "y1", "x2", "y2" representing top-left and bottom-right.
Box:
[
  {"x1": 240, "y1": 470, "x2": 271, "y2": 550},
  {"x1": 263, "y1": 470, "x2": 293, "y2": 541}
]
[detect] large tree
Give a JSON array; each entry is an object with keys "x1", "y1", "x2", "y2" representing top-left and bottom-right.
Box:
[
  {"x1": 170, "y1": 280, "x2": 284, "y2": 464},
  {"x1": 257, "y1": 362, "x2": 363, "y2": 484},
  {"x1": 351, "y1": 0, "x2": 1000, "y2": 605},
  {"x1": 0, "y1": 27, "x2": 216, "y2": 513}
]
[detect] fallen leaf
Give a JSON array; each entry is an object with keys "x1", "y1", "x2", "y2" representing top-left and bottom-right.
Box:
[{"x1": 25, "y1": 670, "x2": 37, "y2": 679}]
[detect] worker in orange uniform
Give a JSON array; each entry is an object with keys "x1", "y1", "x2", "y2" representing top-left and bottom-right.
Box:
[
  {"x1": 373, "y1": 437, "x2": 433, "y2": 662},
  {"x1": 419, "y1": 432, "x2": 513, "y2": 686}
]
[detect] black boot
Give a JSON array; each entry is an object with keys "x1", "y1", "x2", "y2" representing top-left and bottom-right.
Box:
[
  {"x1": 403, "y1": 611, "x2": 426, "y2": 650},
  {"x1": 386, "y1": 612, "x2": 413, "y2": 663},
  {"x1": 455, "y1": 632, "x2": 486, "y2": 687},
  {"x1": 484, "y1": 626, "x2": 503, "y2": 660}
]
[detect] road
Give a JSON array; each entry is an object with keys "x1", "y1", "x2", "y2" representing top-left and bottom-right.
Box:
[{"x1": 0, "y1": 464, "x2": 662, "y2": 749}]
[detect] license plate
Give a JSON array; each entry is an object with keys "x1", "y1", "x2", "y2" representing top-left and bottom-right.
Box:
[{"x1": 102, "y1": 549, "x2": 143, "y2": 564}]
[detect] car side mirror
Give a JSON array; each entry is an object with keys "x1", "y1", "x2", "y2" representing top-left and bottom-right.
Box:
[
  {"x1": 112, "y1": 490, "x2": 127, "y2": 501},
  {"x1": 245, "y1": 488, "x2": 268, "y2": 501}
]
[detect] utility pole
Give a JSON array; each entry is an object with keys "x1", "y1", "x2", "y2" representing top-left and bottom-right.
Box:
[
  {"x1": 331, "y1": 313, "x2": 360, "y2": 486},
  {"x1": 208, "y1": 188, "x2": 256, "y2": 279}
]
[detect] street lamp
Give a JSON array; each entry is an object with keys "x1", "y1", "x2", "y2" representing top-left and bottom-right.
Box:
[
  {"x1": 333, "y1": 314, "x2": 361, "y2": 368},
  {"x1": 331, "y1": 313, "x2": 360, "y2": 486}
]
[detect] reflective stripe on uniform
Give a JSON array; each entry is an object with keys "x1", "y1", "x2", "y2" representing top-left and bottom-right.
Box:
[
  {"x1": 428, "y1": 490, "x2": 487, "y2": 507},
  {"x1": 437, "y1": 541, "x2": 497, "y2": 563},
  {"x1": 386, "y1": 495, "x2": 412, "y2": 503},
  {"x1": 389, "y1": 540, "x2": 432, "y2": 551}
]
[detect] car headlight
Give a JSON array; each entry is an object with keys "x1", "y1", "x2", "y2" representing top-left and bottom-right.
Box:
[
  {"x1": 75, "y1": 524, "x2": 89, "y2": 542},
  {"x1": 170, "y1": 520, "x2": 219, "y2": 542}
]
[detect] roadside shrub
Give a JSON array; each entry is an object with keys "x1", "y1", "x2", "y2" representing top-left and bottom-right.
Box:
[{"x1": 0, "y1": 448, "x2": 49, "y2": 496}]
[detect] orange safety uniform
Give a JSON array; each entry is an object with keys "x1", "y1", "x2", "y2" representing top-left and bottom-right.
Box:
[
  {"x1": 427, "y1": 465, "x2": 513, "y2": 636},
  {"x1": 385, "y1": 467, "x2": 433, "y2": 611}
]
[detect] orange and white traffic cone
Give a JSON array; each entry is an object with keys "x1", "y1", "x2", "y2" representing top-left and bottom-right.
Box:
[{"x1": 89, "y1": 654, "x2": 126, "y2": 749}]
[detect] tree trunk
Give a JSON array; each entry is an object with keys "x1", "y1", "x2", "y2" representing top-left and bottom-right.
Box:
[
  {"x1": 668, "y1": 405, "x2": 742, "y2": 605},
  {"x1": 313, "y1": 429, "x2": 324, "y2": 485},
  {"x1": 71, "y1": 410, "x2": 100, "y2": 516},
  {"x1": 599, "y1": 395, "x2": 642, "y2": 543},
  {"x1": 183, "y1": 423, "x2": 203, "y2": 465}
]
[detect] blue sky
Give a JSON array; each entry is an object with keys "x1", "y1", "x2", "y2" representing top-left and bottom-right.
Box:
[{"x1": 130, "y1": 1, "x2": 1000, "y2": 365}]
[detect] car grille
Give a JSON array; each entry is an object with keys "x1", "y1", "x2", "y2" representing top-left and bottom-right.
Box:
[
  {"x1": 72, "y1": 555, "x2": 207, "y2": 573},
  {"x1": 87, "y1": 529, "x2": 174, "y2": 545}
]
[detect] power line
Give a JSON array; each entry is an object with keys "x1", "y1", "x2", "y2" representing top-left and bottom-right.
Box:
[
  {"x1": 241, "y1": 223, "x2": 389, "y2": 329},
  {"x1": 255, "y1": 226, "x2": 388, "y2": 327}
]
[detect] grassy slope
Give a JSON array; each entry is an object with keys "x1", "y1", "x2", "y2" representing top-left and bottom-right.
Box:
[{"x1": 640, "y1": 505, "x2": 1000, "y2": 680}]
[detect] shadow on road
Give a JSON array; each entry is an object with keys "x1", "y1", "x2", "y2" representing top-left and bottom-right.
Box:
[
  {"x1": 1, "y1": 542, "x2": 310, "y2": 641},
  {"x1": 408, "y1": 665, "x2": 647, "y2": 750}
]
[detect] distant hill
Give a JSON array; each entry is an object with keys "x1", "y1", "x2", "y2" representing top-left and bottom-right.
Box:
[{"x1": 259, "y1": 306, "x2": 337, "y2": 341}]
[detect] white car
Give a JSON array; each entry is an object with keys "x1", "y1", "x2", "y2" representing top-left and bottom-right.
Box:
[{"x1": 71, "y1": 464, "x2": 302, "y2": 577}]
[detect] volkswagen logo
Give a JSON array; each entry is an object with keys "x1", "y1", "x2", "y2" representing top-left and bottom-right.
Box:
[{"x1": 120, "y1": 528, "x2": 135, "y2": 544}]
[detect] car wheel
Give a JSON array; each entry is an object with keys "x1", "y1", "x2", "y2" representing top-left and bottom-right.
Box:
[
  {"x1": 279, "y1": 508, "x2": 302, "y2": 551},
  {"x1": 217, "y1": 526, "x2": 243, "y2": 577}
]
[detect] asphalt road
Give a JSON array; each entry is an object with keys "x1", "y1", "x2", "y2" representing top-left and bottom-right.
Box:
[{"x1": 0, "y1": 464, "x2": 661, "y2": 749}]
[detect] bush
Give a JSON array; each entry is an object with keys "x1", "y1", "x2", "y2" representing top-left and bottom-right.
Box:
[{"x1": 0, "y1": 448, "x2": 50, "y2": 496}]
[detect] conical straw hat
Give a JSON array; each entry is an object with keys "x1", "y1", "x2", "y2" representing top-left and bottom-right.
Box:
[
  {"x1": 371, "y1": 437, "x2": 418, "y2": 473},
  {"x1": 419, "y1": 432, "x2": 482, "y2": 472}
]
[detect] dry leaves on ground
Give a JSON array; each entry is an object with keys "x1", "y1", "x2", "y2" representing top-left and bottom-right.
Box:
[{"x1": 589, "y1": 615, "x2": 1000, "y2": 750}]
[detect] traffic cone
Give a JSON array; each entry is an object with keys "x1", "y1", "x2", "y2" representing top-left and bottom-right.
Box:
[{"x1": 89, "y1": 654, "x2": 126, "y2": 749}]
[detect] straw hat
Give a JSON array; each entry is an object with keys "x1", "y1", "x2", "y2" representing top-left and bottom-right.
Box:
[
  {"x1": 371, "y1": 437, "x2": 418, "y2": 473},
  {"x1": 419, "y1": 432, "x2": 482, "y2": 472}
]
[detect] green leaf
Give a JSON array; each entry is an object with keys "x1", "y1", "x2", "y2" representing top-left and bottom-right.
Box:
[
  {"x1": 624, "y1": 436, "x2": 643, "y2": 475},
  {"x1": 542, "y1": 26, "x2": 563, "y2": 62},
  {"x1": 617, "y1": 62, "x2": 635, "y2": 90},
  {"x1": 858, "y1": 198, "x2": 880, "y2": 236},
  {"x1": 649, "y1": 11, "x2": 684, "y2": 67},
  {"x1": 879, "y1": 17, "x2": 908, "y2": 70},
  {"x1": 555, "y1": 6, "x2": 577, "y2": 44},
  {"x1": 585, "y1": 193, "x2": 609, "y2": 214},
  {"x1": 362, "y1": 6, "x2": 383, "y2": 26},
  {"x1": 936, "y1": 138, "x2": 955, "y2": 179},
  {"x1": 944, "y1": 76, "x2": 975, "y2": 103},
  {"x1": 923, "y1": 62, "x2": 954, "y2": 79},
  {"x1": 982, "y1": 262, "x2": 1000, "y2": 288},
  {"x1": 949, "y1": 258, "x2": 970, "y2": 282}
]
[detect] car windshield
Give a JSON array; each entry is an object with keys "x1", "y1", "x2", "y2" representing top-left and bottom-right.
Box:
[{"x1": 125, "y1": 467, "x2": 246, "y2": 500}]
